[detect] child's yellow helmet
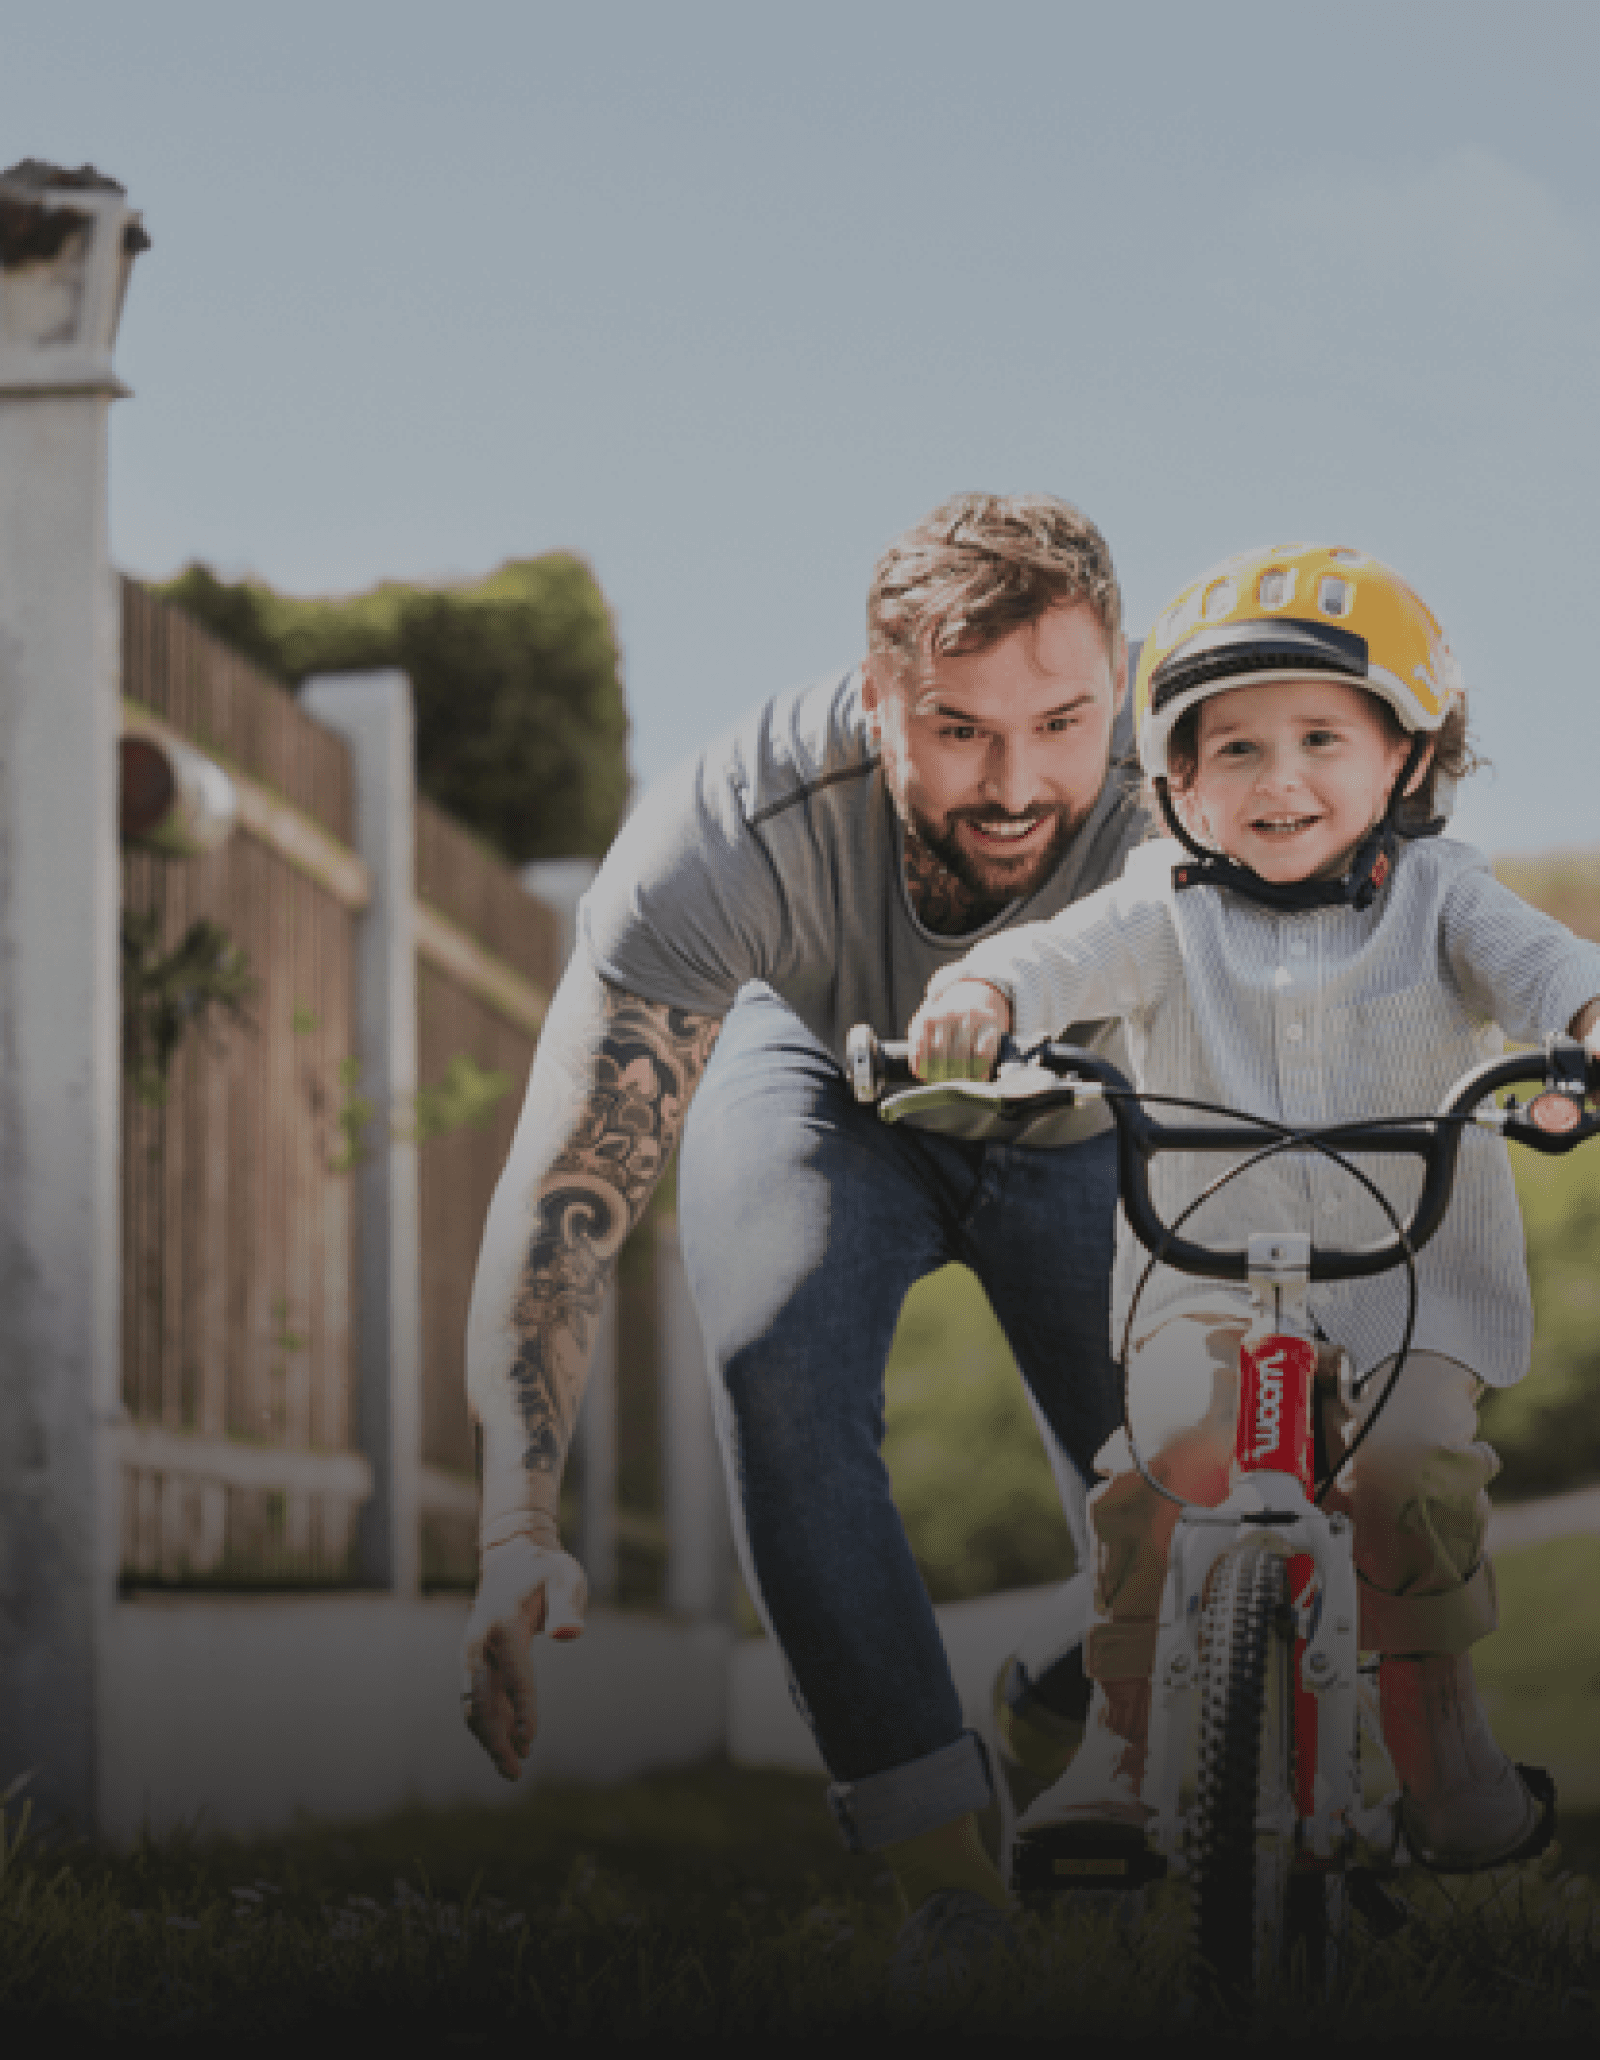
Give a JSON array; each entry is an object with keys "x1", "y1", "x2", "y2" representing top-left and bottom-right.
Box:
[{"x1": 1135, "y1": 543, "x2": 1462, "y2": 782}]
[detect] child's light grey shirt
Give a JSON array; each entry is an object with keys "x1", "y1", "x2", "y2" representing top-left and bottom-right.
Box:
[{"x1": 933, "y1": 836, "x2": 1600, "y2": 1387}]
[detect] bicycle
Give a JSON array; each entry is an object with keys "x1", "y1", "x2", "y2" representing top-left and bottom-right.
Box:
[{"x1": 844, "y1": 1023, "x2": 1594, "y2": 2007}]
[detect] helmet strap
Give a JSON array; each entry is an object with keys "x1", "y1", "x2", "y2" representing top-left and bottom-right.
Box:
[{"x1": 1159, "y1": 734, "x2": 1437, "y2": 915}]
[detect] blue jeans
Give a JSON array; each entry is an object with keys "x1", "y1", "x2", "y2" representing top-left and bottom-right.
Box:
[{"x1": 677, "y1": 987, "x2": 1120, "y2": 1850}]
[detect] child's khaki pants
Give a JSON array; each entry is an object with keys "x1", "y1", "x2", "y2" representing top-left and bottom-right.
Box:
[{"x1": 1085, "y1": 1308, "x2": 1501, "y2": 1683}]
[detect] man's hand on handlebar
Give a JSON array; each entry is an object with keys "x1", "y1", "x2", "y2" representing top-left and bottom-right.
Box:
[
  {"x1": 460, "y1": 1535, "x2": 588, "y2": 1781},
  {"x1": 908, "y1": 976, "x2": 1014, "y2": 1083}
]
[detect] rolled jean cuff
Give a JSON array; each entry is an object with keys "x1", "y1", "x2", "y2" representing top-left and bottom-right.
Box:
[
  {"x1": 1360, "y1": 1556, "x2": 1499, "y2": 1656},
  {"x1": 826, "y1": 1731, "x2": 993, "y2": 1853}
]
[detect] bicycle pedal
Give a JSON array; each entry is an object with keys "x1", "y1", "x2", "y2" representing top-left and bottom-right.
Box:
[{"x1": 1011, "y1": 1820, "x2": 1168, "y2": 1896}]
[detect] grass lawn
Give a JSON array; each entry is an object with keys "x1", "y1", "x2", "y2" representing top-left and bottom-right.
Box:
[
  {"x1": 11, "y1": 1212, "x2": 1598, "y2": 2047},
  {"x1": 1479, "y1": 1534, "x2": 1600, "y2": 1816},
  {"x1": 6, "y1": 1757, "x2": 1599, "y2": 2052},
  {"x1": 7, "y1": 1535, "x2": 1600, "y2": 2050}
]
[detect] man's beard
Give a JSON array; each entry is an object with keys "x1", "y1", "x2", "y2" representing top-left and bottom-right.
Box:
[{"x1": 911, "y1": 803, "x2": 1079, "y2": 912}]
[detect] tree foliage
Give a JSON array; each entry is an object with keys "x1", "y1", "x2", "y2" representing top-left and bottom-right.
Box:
[{"x1": 156, "y1": 554, "x2": 629, "y2": 862}]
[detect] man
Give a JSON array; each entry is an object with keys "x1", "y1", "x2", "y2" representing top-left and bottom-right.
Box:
[{"x1": 461, "y1": 493, "x2": 1148, "y2": 1971}]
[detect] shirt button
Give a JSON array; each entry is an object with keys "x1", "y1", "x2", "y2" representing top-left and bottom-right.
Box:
[{"x1": 1285, "y1": 1022, "x2": 1304, "y2": 1043}]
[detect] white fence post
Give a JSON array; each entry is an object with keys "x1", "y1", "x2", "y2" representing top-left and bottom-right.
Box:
[
  {"x1": 301, "y1": 672, "x2": 422, "y2": 1597},
  {"x1": 657, "y1": 1220, "x2": 734, "y2": 1621},
  {"x1": 0, "y1": 163, "x2": 145, "y2": 1829},
  {"x1": 518, "y1": 860, "x2": 617, "y2": 1600}
]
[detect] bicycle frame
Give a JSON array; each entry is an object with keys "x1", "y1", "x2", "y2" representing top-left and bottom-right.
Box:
[
  {"x1": 846, "y1": 1024, "x2": 1600, "y2": 1996},
  {"x1": 1143, "y1": 1232, "x2": 1362, "y2": 1876}
]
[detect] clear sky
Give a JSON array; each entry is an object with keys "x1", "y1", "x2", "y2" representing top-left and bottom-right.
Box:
[{"x1": 6, "y1": 0, "x2": 1597, "y2": 855}]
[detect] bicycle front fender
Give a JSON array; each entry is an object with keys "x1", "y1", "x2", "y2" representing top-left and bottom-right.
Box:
[{"x1": 1147, "y1": 1498, "x2": 1362, "y2": 1864}]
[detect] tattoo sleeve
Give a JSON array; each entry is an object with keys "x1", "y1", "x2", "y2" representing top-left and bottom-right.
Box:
[{"x1": 467, "y1": 964, "x2": 721, "y2": 1551}]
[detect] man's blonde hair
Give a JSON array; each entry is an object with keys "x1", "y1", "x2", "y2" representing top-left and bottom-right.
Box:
[{"x1": 866, "y1": 492, "x2": 1122, "y2": 676}]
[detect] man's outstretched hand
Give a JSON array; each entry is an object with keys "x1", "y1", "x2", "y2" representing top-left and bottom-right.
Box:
[{"x1": 460, "y1": 1538, "x2": 588, "y2": 1780}]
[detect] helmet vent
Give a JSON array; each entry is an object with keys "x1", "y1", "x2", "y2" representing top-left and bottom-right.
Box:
[
  {"x1": 1318, "y1": 574, "x2": 1353, "y2": 618},
  {"x1": 1258, "y1": 567, "x2": 1296, "y2": 610},
  {"x1": 1203, "y1": 577, "x2": 1237, "y2": 622}
]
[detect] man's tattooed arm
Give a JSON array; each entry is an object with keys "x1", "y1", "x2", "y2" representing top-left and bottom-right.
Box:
[{"x1": 466, "y1": 964, "x2": 721, "y2": 1551}]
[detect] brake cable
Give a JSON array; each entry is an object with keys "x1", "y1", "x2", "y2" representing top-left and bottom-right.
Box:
[{"x1": 1096, "y1": 1091, "x2": 1491, "y2": 1509}]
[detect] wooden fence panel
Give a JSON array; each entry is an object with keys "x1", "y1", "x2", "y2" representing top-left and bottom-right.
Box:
[
  {"x1": 117, "y1": 583, "x2": 650, "y2": 1600},
  {"x1": 122, "y1": 578, "x2": 353, "y2": 842},
  {"x1": 413, "y1": 796, "x2": 555, "y2": 1587},
  {"x1": 120, "y1": 585, "x2": 364, "y2": 1586},
  {"x1": 415, "y1": 961, "x2": 536, "y2": 1587},
  {"x1": 415, "y1": 798, "x2": 561, "y2": 988}
]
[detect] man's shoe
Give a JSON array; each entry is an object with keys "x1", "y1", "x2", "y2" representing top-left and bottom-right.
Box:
[
  {"x1": 1380, "y1": 1653, "x2": 1556, "y2": 1872},
  {"x1": 886, "y1": 1888, "x2": 1020, "y2": 2005}
]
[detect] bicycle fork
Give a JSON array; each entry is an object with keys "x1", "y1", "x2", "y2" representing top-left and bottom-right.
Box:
[{"x1": 1144, "y1": 1233, "x2": 1363, "y2": 1873}]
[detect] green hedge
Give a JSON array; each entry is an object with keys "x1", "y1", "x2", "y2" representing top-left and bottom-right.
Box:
[{"x1": 157, "y1": 554, "x2": 629, "y2": 863}]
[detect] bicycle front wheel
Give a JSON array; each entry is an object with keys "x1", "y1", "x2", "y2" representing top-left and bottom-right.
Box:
[{"x1": 1191, "y1": 1539, "x2": 1297, "y2": 2006}]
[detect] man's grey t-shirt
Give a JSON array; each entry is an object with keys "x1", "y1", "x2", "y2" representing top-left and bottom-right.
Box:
[{"x1": 578, "y1": 666, "x2": 1149, "y2": 1121}]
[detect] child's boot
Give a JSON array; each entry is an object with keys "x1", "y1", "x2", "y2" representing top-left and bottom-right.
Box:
[
  {"x1": 1008, "y1": 1677, "x2": 1154, "y2": 1901},
  {"x1": 1011, "y1": 1676, "x2": 1151, "y2": 1836},
  {"x1": 1379, "y1": 1652, "x2": 1552, "y2": 1870},
  {"x1": 982, "y1": 1640, "x2": 1093, "y2": 1865}
]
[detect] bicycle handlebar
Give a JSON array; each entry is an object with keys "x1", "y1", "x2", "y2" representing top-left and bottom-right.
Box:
[{"x1": 844, "y1": 1026, "x2": 1600, "y2": 1287}]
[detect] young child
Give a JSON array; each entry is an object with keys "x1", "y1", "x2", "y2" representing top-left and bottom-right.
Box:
[{"x1": 909, "y1": 543, "x2": 1600, "y2": 1874}]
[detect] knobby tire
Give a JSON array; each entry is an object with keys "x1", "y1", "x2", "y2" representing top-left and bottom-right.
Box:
[{"x1": 1192, "y1": 1540, "x2": 1300, "y2": 2008}]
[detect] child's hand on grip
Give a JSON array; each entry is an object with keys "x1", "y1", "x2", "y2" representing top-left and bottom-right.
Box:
[{"x1": 908, "y1": 976, "x2": 1013, "y2": 1083}]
